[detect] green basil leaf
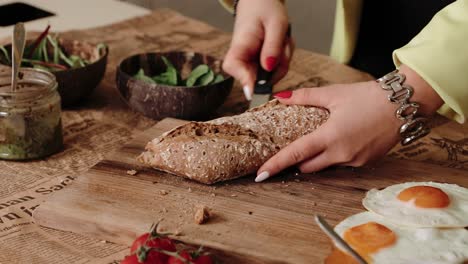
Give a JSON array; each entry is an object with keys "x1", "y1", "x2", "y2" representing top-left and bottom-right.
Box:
[
  {"x1": 134, "y1": 68, "x2": 156, "y2": 84},
  {"x1": 186, "y1": 64, "x2": 209, "y2": 87},
  {"x1": 212, "y1": 74, "x2": 224, "y2": 84},
  {"x1": 197, "y1": 69, "x2": 214, "y2": 86},
  {"x1": 160, "y1": 56, "x2": 178, "y2": 85},
  {"x1": 152, "y1": 74, "x2": 171, "y2": 85}
]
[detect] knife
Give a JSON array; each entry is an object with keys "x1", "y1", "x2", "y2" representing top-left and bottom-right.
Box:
[
  {"x1": 314, "y1": 215, "x2": 368, "y2": 264},
  {"x1": 249, "y1": 24, "x2": 291, "y2": 109}
]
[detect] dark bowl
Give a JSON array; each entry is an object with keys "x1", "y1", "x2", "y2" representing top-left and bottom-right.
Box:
[
  {"x1": 116, "y1": 51, "x2": 234, "y2": 120},
  {"x1": 0, "y1": 39, "x2": 108, "y2": 107}
]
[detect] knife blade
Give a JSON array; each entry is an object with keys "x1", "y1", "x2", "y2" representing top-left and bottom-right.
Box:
[
  {"x1": 249, "y1": 65, "x2": 273, "y2": 109},
  {"x1": 314, "y1": 215, "x2": 368, "y2": 264},
  {"x1": 249, "y1": 24, "x2": 291, "y2": 109}
]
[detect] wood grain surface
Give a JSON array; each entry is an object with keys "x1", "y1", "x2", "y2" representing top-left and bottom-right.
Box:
[{"x1": 34, "y1": 118, "x2": 468, "y2": 264}]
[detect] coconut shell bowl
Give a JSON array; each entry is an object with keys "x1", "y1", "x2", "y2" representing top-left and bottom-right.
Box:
[
  {"x1": 0, "y1": 39, "x2": 108, "y2": 107},
  {"x1": 115, "y1": 51, "x2": 234, "y2": 121}
]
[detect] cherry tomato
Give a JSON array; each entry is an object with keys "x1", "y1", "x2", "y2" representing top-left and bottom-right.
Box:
[{"x1": 193, "y1": 254, "x2": 214, "y2": 264}]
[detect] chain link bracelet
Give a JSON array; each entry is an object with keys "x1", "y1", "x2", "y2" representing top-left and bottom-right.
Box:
[{"x1": 377, "y1": 70, "x2": 431, "y2": 145}]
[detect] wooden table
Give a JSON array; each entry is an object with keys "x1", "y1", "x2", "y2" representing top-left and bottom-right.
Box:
[{"x1": 1, "y1": 8, "x2": 468, "y2": 264}]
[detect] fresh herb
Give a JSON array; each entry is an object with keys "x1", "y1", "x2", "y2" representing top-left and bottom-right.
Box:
[
  {"x1": 134, "y1": 56, "x2": 224, "y2": 87},
  {"x1": 134, "y1": 69, "x2": 156, "y2": 84},
  {"x1": 0, "y1": 25, "x2": 105, "y2": 72},
  {"x1": 186, "y1": 64, "x2": 210, "y2": 86}
]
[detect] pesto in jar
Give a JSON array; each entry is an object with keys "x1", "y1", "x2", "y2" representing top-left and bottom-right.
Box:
[{"x1": 0, "y1": 68, "x2": 63, "y2": 160}]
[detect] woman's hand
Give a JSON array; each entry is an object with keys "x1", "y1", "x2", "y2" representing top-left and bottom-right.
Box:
[
  {"x1": 255, "y1": 65, "x2": 444, "y2": 182},
  {"x1": 223, "y1": 0, "x2": 293, "y2": 100}
]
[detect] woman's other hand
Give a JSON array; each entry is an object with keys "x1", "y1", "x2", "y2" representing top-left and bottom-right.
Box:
[
  {"x1": 255, "y1": 65, "x2": 444, "y2": 182},
  {"x1": 223, "y1": 0, "x2": 293, "y2": 101}
]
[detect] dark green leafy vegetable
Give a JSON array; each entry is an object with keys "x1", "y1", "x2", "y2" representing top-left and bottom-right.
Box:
[
  {"x1": 213, "y1": 74, "x2": 224, "y2": 84},
  {"x1": 186, "y1": 65, "x2": 210, "y2": 87},
  {"x1": 134, "y1": 57, "x2": 225, "y2": 87},
  {"x1": 197, "y1": 69, "x2": 214, "y2": 86},
  {"x1": 159, "y1": 56, "x2": 178, "y2": 85},
  {"x1": 0, "y1": 25, "x2": 104, "y2": 72},
  {"x1": 134, "y1": 69, "x2": 156, "y2": 84}
]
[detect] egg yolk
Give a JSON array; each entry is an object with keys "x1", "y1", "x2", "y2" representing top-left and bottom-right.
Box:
[
  {"x1": 397, "y1": 186, "x2": 450, "y2": 208},
  {"x1": 325, "y1": 222, "x2": 396, "y2": 263}
]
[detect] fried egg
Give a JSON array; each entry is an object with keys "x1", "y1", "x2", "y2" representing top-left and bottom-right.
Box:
[
  {"x1": 325, "y1": 211, "x2": 468, "y2": 264},
  {"x1": 362, "y1": 182, "x2": 468, "y2": 227}
]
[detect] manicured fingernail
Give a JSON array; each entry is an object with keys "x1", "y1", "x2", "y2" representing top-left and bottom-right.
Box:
[
  {"x1": 243, "y1": 85, "x2": 252, "y2": 101},
  {"x1": 274, "y1": 90, "x2": 292, "y2": 99},
  {"x1": 265, "y1": 56, "x2": 277, "y2": 72},
  {"x1": 255, "y1": 171, "x2": 270, "y2": 182}
]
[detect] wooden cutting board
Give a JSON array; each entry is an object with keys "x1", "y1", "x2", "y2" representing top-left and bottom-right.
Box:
[{"x1": 33, "y1": 118, "x2": 468, "y2": 264}]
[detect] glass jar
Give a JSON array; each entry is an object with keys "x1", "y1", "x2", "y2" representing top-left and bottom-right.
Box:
[{"x1": 0, "y1": 68, "x2": 63, "y2": 160}]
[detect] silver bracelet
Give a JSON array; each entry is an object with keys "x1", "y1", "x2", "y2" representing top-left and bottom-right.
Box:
[{"x1": 377, "y1": 70, "x2": 430, "y2": 146}]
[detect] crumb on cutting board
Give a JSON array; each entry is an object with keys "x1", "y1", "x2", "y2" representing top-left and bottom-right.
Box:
[
  {"x1": 160, "y1": 190, "x2": 169, "y2": 195},
  {"x1": 194, "y1": 206, "x2": 211, "y2": 225},
  {"x1": 126, "y1": 170, "x2": 138, "y2": 175}
]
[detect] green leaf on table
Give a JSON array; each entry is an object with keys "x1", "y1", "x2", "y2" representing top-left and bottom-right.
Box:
[
  {"x1": 134, "y1": 69, "x2": 156, "y2": 84},
  {"x1": 212, "y1": 74, "x2": 224, "y2": 84},
  {"x1": 0, "y1": 45, "x2": 10, "y2": 64},
  {"x1": 196, "y1": 69, "x2": 214, "y2": 86},
  {"x1": 186, "y1": 64, "x2": 209, "y2": 87}
]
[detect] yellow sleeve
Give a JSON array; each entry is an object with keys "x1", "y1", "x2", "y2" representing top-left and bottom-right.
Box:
[
  {"x1": 329, "y1": 0, "x2": 363, "y2": 64},
  {"x1": 218, "y1": 0, "x2": 235, "y2": 14},
  {"x1": 218, "y1": 0, "x2": 285, "y2": 14},
  {"x1": 393, "y1": 0, "x2": 468, "y2": 124}
]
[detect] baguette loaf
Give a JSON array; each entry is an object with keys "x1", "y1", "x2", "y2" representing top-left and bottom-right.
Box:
[{"x1": 138, "y1": 100, "x2": 329, "y2": 184}]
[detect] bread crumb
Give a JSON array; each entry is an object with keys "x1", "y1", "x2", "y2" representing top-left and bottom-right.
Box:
[
  {"x1": 230, "y1": 194, "x2": 237, "y2": 197},
  {"x1": 211, "y1": 193, "x2": 216, "y2": 197},
  {"x1": 194, "y1": 206, "x2": 211, "y2": 224},
  {"x1": 248, "y1": 191, "x2": 255, "y2": 195},
  {"x1": 160, "y1": 190, "x2": 169, "y2": 195},
  {"x1": 100, "y1": 240, "x2": 108, "y2": 243},
  {"x1": 281, "y1": 181, "x2": 285, "y2": 184},
  {"x1": 188, "y1": 187, "x2": 192, "y2": 192},
  {"x1": 126, "y1": 170, "x2": 138, "y2": 175}
]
